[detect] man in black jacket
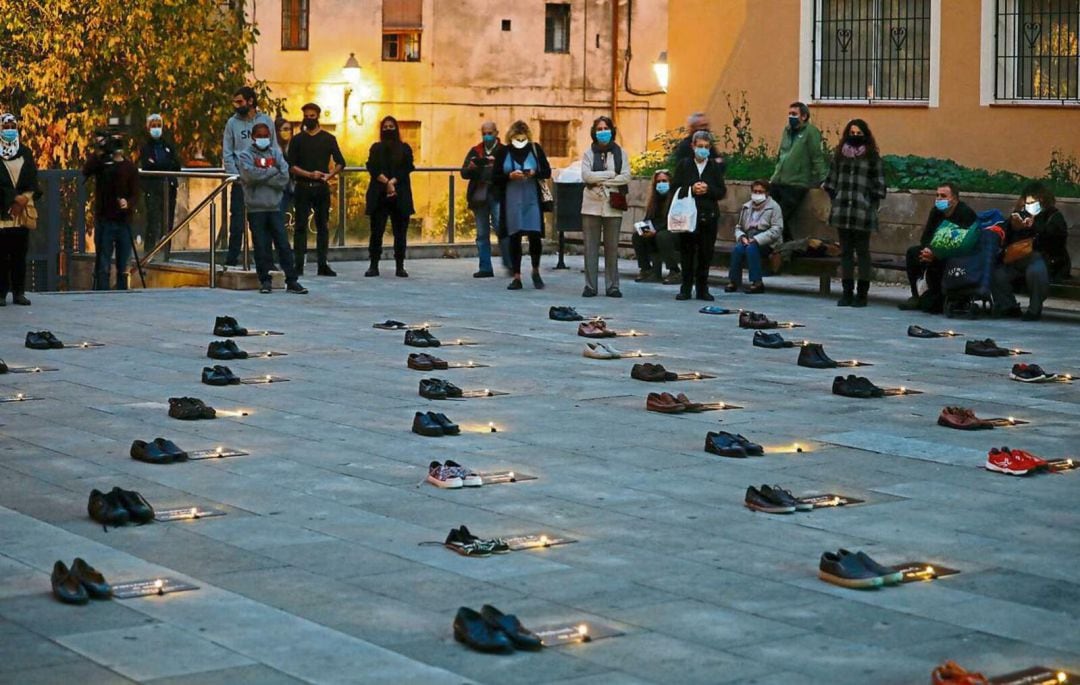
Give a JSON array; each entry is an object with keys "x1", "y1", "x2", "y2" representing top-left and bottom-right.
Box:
[
  {"x1": 288, "y1": 103, "x2": 345, "y2": 276},
  {"x1": 461, "y1": 121, "x2": 507, "y2": 277},
  {"x1": 84, "y1": 129, "x2": 139, "y2": 290},
  {"x1": 139, "y1": 113, "x2": 181, "y2": 261},
  {"x1": 898, "y1": 182, "x2": 977, "y2": 313}
]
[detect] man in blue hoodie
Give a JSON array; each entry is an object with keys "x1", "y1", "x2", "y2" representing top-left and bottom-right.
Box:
[
  {"x1": 237, "y1": 123, "x2": 307, "y2": 295},
  {"x1": 223, "y1": 86, "x2": 277, "y2": 266}
]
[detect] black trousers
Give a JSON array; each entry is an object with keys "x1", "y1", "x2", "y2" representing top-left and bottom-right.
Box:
[
  {"x1": 632, "y1": 229, "x2": 679, "y2": 274},
  {"x1": 369, "y1": 207, "x2": 410, "y2": 263},
  {"x1": 770, "y1": 184, "x2": 808, "y2": 242},
  {"x1": 838, "y1": 229, "x2": 872, "y2": 281},
  {"x1": 509, "y1": 232, "x2": 543, "y2": 273},
  {"x1": 0, "y1": 227, "x2": 29, "y2": 295},
  {"x1": 293, "y1": 182, "x2": 331, "y2": 268},
  {"x1": 143, "y1": 181, "x2": 177, "y2": 260},
  {"x1": 904, "y1": 244, "x2": 944, "y2": 299},
  {"x1": 679, "y1": 216, "x2": 718, "y2": 293}
]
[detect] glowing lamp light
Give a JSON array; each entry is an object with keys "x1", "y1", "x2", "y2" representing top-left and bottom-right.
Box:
[
  {"x1": 1058, "y1": 671, "x2": 1068, "y2": 683},
  {"x1": 652, "y1": 51, "x2": 669, "y2": 91},
  {"x1": 342, "y1": 52, "x2": 362, "y2": 87}
]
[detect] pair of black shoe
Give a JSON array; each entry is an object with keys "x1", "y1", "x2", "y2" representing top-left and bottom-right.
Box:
[
  {"x1": 453, "y1": 605, "x2": 543, "y2": 653},
  {"x1": 630, "y1": 363, "x2": 677, "y2": 382},
  {"x1": 444, "y1": 526, "x2": 509, "y2": 556},
  {"x1": 26, "y1": 330, "x2": 63, "y2": 349},
  {"x1": 745, "y1": 485, "x2": 812, "y2": 514},
  {"x1": 819, "y1": 549, "x2": 903, "y2": 589},
  {"x1": 831, "y1": 375, "x2": 884, "y2": 398},
  {"x1": 51, "y1": 558, "x2": 112, "y2": 605},
  {"x1": 798, "y1": 343, "x2": 838, "y2": 369},
  {"x1": 202, "y1": 365, "x2": 241, "y2": 385},
  {"x1": 549, "y1": 306, "x2": 584, "y2": 322},
  {"x1": 965, "y1": 338, "x2": 1010, "y2": 357},
  {"x1": 753, "y1": 331, "x2": 795, "y2": 349},
  {"x1": 168, "y1": 397, "x2": 216, "y2": 420},
  {"x1": 88, "y1": 487, "x2": 154, "y2": 525},
  {"x1": 705, "y1": 431, "x2": 764, "y2": 458},
  {"x1": 413, "y1": 411, "x2": 460, "y2": 436},
  {"x1": 419, "y1": 378, "x2": 462, "y2": 400},
  {"x1": 405, "y1": 329, "x2": 441, "y2": 347},
  {"x1": 676, "y1": 287, "x2": 713, "y2": 302},
  {"x1": 207, "y1": 339, "x2": 248, "y2": 360},
  {"x1": 131, "y1": 438, "x2": 188, "y2": 464},
  {"x1": 213, "y1": 316, "x2": 248, "y2": 337}
]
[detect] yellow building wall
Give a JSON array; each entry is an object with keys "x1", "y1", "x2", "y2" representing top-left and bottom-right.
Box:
[{"x1": 667, "y1": 0, "x2": 1080, "y2": 178}]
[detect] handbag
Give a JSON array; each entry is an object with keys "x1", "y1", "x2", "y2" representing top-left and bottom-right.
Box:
[
  {"x1": 2, "y1": 161, "x2": 36, "y2": 230},
  {"x1": 929, "y1": 219, "x2": 980, "y2": 258},
  {"x1": 666, "y1": 187, "x2": 697, "y2": 233},
  {"x1": 529, "y1": 142, "x2": 554, "y2": 212},
  {"x1": 608, "y1": 190, "x2": 628, "y2": 211},
  {"x1": 1002, "y1": 237, "x2": 1034, "y2": 265}
]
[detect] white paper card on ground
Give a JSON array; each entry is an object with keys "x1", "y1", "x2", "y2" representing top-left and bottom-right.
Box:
[
  {"x1": 59, "y1": 342, "x2": 106, "y2": 349},
  {"x1": 478, "y1": 471, "x2": 537, "y2": 485},
  {"x1": 989, "y1": 666, "x2": 1079, "y2": 685},
  {"x1": 796, "y1": 493, "x2": 866, "y2": 508},
  {"x1": 503, "y1": 533, "x2": 575, "y2": 551},
  {"x1": 533, "y1": 621, "x2": 624, "y2": 647},
  {"x1": 6, "y1": 366, "x2": 58, "y2": 373},
  {"x1": 186, "y1": 447, "x2": 249, "y2": 460},
  {"x1": 112, "y1": 577, "x2": 199, "y2": 599},
  {"x1": 893, "y1": 561, "x2": 959, "y2": 583},
  {"x1": 246, "y1": 351, "x2": 288, "y2": 359},
  {"x1": 239, "y1": 376, "x2": 290, "y2": 384},
  {"x1": 0, "y1": 394, "x2": 41, "y2": 403},
  {"x1": 153, "y1": 506, "x2": 227, "y2": 522}
]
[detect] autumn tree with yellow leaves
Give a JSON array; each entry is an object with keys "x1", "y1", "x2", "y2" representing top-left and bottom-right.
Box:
[{"x1": 0, "y1": 0, "x2": 281, "y2": 168}]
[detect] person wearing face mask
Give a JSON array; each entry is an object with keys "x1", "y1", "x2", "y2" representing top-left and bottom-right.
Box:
[
  {"x1": 139, "y1": 113, "x2": 181, "y2": 261},
  {"x1": 771, "y1": 102, "x2": 828, "y2": 242},
  {"x1": 461, "y1": 121, "x2": 508, "y2": 277},
  {"x1": 365, "y1": 115, "x2": 416, "y2": 278},
  {"x1": 287, "y1": 103, "x2": 345, "y2": 277},
  {"x1": 898, "y1": 183, "x2": 977, "y2": 313},
  {"x1": 222, "y1": 86, "x2": 277, "y2": 267},
  {"x1": 671, "y1": 130, "x2": 727, "y2": 301},
  {"x1": 0, "y1": 113, "x2": 41, "y2": 306},
  {"x1": 83, "y1": 127, "x2": 139, "y2": 290},
  {"x1": 492, "y1": 120, "x2": 552, "y2": 290},
  {"x1": 673, "y1": 112, "x2": 724, "y2": 167},
  {"x1": 823, "y1": 118, "x2": 886, "y2": 308},
  {"x1": 580, "y1": 116, "x2": 632, "y2": 298},
  {"x1": 275, "y1": 118, "x2": 295, "y2": 215},
  {"x1": 237, "y1": 122, "x2": 307, "y2": 296},
  {"x1": 991, "y1": 183, "x2": 1071, "y2": 321},
  {"x1": 632, "y1": 170, "x2": 681, "y2": 283},
  {"x1": 727, "y1": 180, "x2": 783, "y2": 294}
]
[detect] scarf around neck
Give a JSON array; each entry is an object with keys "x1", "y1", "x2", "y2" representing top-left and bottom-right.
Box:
[
  {"x1": 841, "y1": 143, "x2": 867, "y2": 159},
  {"x1": 0, "y1": 113, "x2": 19, "y2": 161}
]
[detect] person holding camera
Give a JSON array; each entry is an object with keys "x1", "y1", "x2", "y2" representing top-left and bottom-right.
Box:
[
  {"x1": 83, "y1": 129, "x2": 139, "y2": 290},
  {"x1": 461, "y1": 121, "x2": 507, "y2": 278},
  {"x1": 0, "y1": 113, "x2": 41, "y2": 306}
]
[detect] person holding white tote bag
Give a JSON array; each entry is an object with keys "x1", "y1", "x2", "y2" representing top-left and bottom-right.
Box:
[{"x1": 670, "y1": 130, "x2": 726, "y2": 301}]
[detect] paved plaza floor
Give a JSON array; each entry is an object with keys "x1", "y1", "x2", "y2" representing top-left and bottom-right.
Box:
[{"x1": 1, "y1": 257, "x2": 1078, "y2": 684}]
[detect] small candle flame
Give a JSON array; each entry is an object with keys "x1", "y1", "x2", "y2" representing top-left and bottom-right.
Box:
[
  {"x1": 215, "y1": 446, "x2": 223, "y2": 453},
  {"x1": 539, "y1": 535, "x2": 549, "y2": 546},
  {"x1": 154, "y1": 579, "x2": 164, "y2": 589},
  {"x1": 577, "y1": 624, "x2": 588, "y2": 637},
  {"x1": 899, "y1": 386, "x2": 907, "y2": 394}
]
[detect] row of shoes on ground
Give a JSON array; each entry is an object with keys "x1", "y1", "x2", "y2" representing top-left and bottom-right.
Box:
[
  {"x1": 646, "y1": 392, "x2": 703, "y2": 413},
  {"x1": 26, "y1": 330, "x2": 63, "y2": 349},
  {"x1": 630, "y1": 363, "x2": 677, "y2": 382},
  {"x1": 819, "y1": 548, "x2": 903, "y2": 589},
  {"x1": 549, "y1": 306, "x2": 583, "y2": 322},
  {"x1": 724, "y1": 280, "x2": 765, "y2": 294},
  {"x1": 744, "y1": 485, "x2": 814, "y2": 514},
  {"x1": 405, "y1": 328, "x2": 440, "y2": 347},
  {"x1": 583, "y1": 341, "x2": 622, "y2": 359},
  {"x1": 88, "y1": 487, "x2": 154, "y2": 526},
  {"x1": 419, "y1": 378, "x2": 462, "y2": 400},
  {"x1": 986, "y1": 446, "x2": 1048, "y2": 475},
  {"x1": 739, "y1": 311, "x2": 778, "y2": 330},
  {"x1": 444, "y1": 526, "x2": 509, "y2": 556},
  {"x1": 52, "y1": 558, "x2": 112, "y2": 604},
  {"x1": 964, "y1": 338, "x2": 1011, "y2": 357},
  {"x1": 578, "y1": 319, "x2": 615, "y2": 338},
  {"x1": 427, "y1": 460, "x2": 482, "y2": 488},
  {"x1": 704, "y1": 431, "x2": 764, "y2": 458},
  {"x1": 1010, "y1": 363, "x2": 1058, "y2": 382},
  {"x1": 453, "y1": 605, "x2": 543, "y2": 653},
  {"x1": 832, "y1": 374, "x2": 885, "y2": 398},
  {"x1": 413, "y1": 411, "x2": 460, "y2": 436},
  {"x1": 131, "y1": 438, "x2": 188, "y2": 464},
  {"x1": 207, "y1": 339, "x2": 248, "y2": 360},
  {"x1": 168, "y1": 397, "x2": 216, "y2": 420},
  {"x1": 798, "y1": 343, "x2": 840, "y2": 369},
  {"x1": 202, "y1": 365, "x2": 241, "y2": 385},
  {"x1": 753, "y1": 331, "x2": 796, "y2": 349},
  {"x1": 213, "y1": 315, "x2": 248, "y2": 337},
  {"x1": 407, "y1": 353, "x2": 448, "y2": 370},
  {"x1": 938, "y1": 406, "x2": 995, "y2": 430},
  {"x1": 931, "y1": 660, "x2": 989, "y2": 685}
]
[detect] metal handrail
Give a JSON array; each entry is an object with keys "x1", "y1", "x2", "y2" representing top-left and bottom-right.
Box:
[{"x1": 137, "y1": 171, "x2": 238, "y2": 270}]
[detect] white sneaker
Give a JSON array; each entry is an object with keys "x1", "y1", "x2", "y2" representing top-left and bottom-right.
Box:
[
  {"x1": 583, "y1": 342, "x2": 620, "y2": 359},
  {"x1": 444, "y1": 459, "x2": 483, "y2": 487},
  {"x1": 427, "y1": 461, "x2": 463, "y2": 488}
]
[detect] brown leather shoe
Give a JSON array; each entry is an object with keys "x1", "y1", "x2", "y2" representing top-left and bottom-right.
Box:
[
  {"x1": 673, "y1": 392, "x2": 705, "y2": 412},
  {"x1": 646, "y1": 392, "x2": 685, "y2": 413},
  {"x1": 937, "y1": 406, "x2": 994, "y2": 430},
  {"x1": 408, "y1": 353, "x2": 434, "y2": 371},
  {"x1": 578, "y1": 320, "x2": 616, "y2": 338}
]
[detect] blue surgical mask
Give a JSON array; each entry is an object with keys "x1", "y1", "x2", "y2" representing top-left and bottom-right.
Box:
[
  {"x1": 934, "y1": 199, "x2": 950, "y2": 212},
  {"x1": 595, "y1": 130, "x2": 613, "y2": 145},
  {"x1": 0, "y1": 129, "x2": 16, "y2": 143},
  {"x1": 655, "y1": 182, "x2": 670, "y2": 195},
  {"x1": 1025, "y1": 201, "x2": 1042, "y2": 216},
  {"x1": 254, "y1": 138, "x2": 271, "y2": 150},
  {"x1": 694, "y1": 147, "x2": 709, "y2": 161},
  {"x1": 482, "y1": 133, "x2": 496, "y2": 145},
  {"x1": 149, "y1": 127, "x2": 163, "y2": 140}
]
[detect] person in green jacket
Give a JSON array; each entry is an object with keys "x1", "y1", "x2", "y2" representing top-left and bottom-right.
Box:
[{"x1": 770, "y1": 102, "x2": 829, "y2": 241}]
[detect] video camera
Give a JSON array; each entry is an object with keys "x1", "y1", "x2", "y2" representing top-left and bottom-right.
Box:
[{"x1": 94, "y1": 122, "x2": 128, "y2": 158}]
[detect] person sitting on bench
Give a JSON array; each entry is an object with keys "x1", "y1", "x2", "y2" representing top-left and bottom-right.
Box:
[{"x1": 898, "y1": 182, "x2": 976, "y2": 314}]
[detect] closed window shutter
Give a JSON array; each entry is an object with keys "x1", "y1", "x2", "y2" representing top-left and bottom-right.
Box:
[{"x1": 383, "y1": 0, "x2": 423, "y2": 30}]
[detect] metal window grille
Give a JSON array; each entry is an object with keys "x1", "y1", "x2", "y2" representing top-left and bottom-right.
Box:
[
  {"x1": 539, "y1": 120, "x2": 570, "y2": 157},
  {"x1": 545, "y1": 3, "x2": 571, "y2": 54},
  {"x1": 812, "y1": 0, "x2": 932, "y2": 101},
  {"x1": 382, "y1": 31, "x2": 421, "y2": 61},
  {"x1": 281, "y1": 0, "x2": 309, "y2": 51},
  {"x1": 995, "y1": 0, "x2": 1080, "y2": 101}
]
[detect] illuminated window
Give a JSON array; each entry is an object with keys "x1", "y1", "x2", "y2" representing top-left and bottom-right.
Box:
[
  {"x1": 994, "y1": 0, "x2": 1080, "y2": 101},
  {"x1": 383, "y1": 0, "x2": 422, "y2": 62}
]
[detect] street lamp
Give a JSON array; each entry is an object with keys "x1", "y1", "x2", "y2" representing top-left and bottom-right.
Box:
[
  {"x1": 653, "y1": 51, "x2": 669, "y2": 92},
  {"x1": 342, "y1": 52, "x2": 363, "y2": 128}
]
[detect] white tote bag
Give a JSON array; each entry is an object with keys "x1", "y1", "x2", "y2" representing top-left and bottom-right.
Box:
[{"x1": 666, "y1": 187, "x2": 697, "y2": 233}]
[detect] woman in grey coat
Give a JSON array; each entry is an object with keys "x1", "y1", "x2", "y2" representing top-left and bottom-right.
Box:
[{"x1": 823, "y1": 119, "x2": 886, "y2": 307}]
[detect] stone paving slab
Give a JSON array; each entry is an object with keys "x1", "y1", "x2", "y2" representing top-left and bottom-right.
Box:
[{"x1": 1, "y1": 256, "x2": 1079, "y2": 683}]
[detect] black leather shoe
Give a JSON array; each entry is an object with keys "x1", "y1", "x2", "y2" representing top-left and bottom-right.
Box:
[
  {"x1": 41, "y1": 331, "x2": 64, "y2": 348},
  {"x1": 428, "y1": 412, "x2": 460, "y2": 435},
  {"x1": 404, "y1": 330, "x2": 429, "y2": 347},
  {"x1": 71, "y1": 558, "x2": 113, "y2": 599},
  {"x1": 223, "y1": 340, "x2": 248, "y2": 359},
  {"x1": 318, "y1": 264, "x2": 337, "y2": 277},
  {"x1": 695, "y1": 290, "x2": 715, "y2": 302},
  {"x1": 532, "y1": 272, "x2": 544, "y2": 289},
  {"x1": 549, "y1": 306, "x2": 584, "y2": 322},
  {"x1": 206, "y1": 341, "x2": 234, "y2": 360},
  {"x1": 0, "y1": 358, "x2": 7, "y2": 373},
  {"x1": 168, "y1": 397, "x2": 215, "y2": 420},
  {"x1": 474, "y1": 270, "x2": 495, "y2": 278},
  {"x1": 130, "y1": 439, "x2": 174, "y2": 464},
  {"x1": 419, "y1": 329, "x2": 441, "y2": 347},
  {"x1": 753, "y1": 331, "x2": 794, "y2": 349},
  {"x1": 202, "y1": 366, "x2": 230, "y2": 385},
  {"x1": 12, "y1": 293, "x2": 30, "y2": 306},
  {"x1": 832, "y1": 375, "x2": 884, "y2": 399},
  {"x1": 704, "y1": 431, "x2": 748, "y2": 458},
  {"x1": 965, "y1": 338, "x2": 1010, "y2": 357},
  {"x1": 88, "y1": 488, "x2": 130, "y2": 526},
  {"x1": 286, "y1": 282, "x2": 308, "y2": 294},
  {"x1": 453, "y1": 607, "x2": 514, "y2": 653},
  {"x1": 412, "y1": 411, "x2": 445, "y2": 436},
  {"x1": 907, "y1": 325, "x2": 944, "y2": 339},
  {"x1": 213, "y1": 365, "x2": 241, "y2": 384},
  {"x1": 111, "y1": 487, "x2": 154, "y2": 524},
  {"x1": 507, "y1": 278, "x2": 523, "y2": 290},
  {"x1": 25, "y1": 331, "x2": 51, "y2": 350},
  {"x1": 798, "y1": 343, "x2": 839, "y2": 369},
  {"x1": 419, "y1": 379, "x2": 448, "y2": 400},
  {"x1": 396, "y1": 267, "x2": 409, "y2": 278},
  {"x1": 51, "y1": 561, "x2": 89, "y2": 604},
  {"x1": 154, "y1": 437, "x2": 188, "y2": 460},
  {"x1": 213, "y1": 316, "x2": 247, "y2": 337},
  {"x1": 365, "y1": 265, "x2": 380, "y2": 277},
  {"x1": 481, "y1": 604, "x2": 543, "y2": 650},
  {"x1": 733, "y1": 433, "x2": 765, "y2": 456}
]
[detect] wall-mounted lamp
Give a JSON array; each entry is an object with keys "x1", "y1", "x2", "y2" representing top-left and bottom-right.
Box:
[
  {"x1": 653, "y1": 51, "x2": 669, "y2": 92},
  {"x1": 342, "y1": 52, "x2": 364, "y2": 125}
]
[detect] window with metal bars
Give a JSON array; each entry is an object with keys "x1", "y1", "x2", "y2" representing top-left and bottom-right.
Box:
[
  {"x1": 995, "y1": 0, "x2": 1080, "y2": 101},
  {"x1": 812, "y1": 0, "x2": 932, "y2": 101},
  {"x1": 281, "y1": 0, "x2": 309, "y2": 51},
  {"x1": 545, "y1": 3, "x2": 571, "y2": 54},
  {"x1": 539, "y1": 120, "x2": 570, "y2": 157}
]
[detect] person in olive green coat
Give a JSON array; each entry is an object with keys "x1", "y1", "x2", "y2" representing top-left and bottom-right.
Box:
[{"x1": 770, "y1": 101, "x2": 829, "y2": 241}]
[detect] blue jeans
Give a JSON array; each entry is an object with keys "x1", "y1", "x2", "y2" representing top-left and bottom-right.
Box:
[
  {"x1": 729, "y1": 240, "x2": 766, "y2": 284},
  {"x1": 248, "y1": 211, "x2": 299, "y2": 286},
  {"x1": 226, "y1": 184, "x2": 247, "y2": 265},
  {"x1": 94, "y1": 219, "x2": 132, "y2": 290},
  {"x1": 474, "y1": 197, "x2": 508, "y2": 273}
]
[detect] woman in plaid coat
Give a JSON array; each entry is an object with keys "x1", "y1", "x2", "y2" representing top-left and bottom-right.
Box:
[{"x1": 824, "y1": 119, "x2": 886, "y2": 307}]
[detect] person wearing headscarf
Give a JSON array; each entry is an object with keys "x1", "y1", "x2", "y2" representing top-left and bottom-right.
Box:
[
  {"x1": 0, "y1": 113, "x2": 41, "y2": 306},
  {"x1": 139, "y1": 113, "x2": 181, "y2": 261},
  {"x1": 364, "y1": 115, "x2": 415, "y2": 278}
]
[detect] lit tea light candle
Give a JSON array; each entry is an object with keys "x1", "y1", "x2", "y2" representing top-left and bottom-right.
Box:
[
  {"x1": 629, "y1": 329, "x2": 637, "y2": 336},
  {"x1": 154, "y1": 579, "x2": 165, "y2": 595},
  {"x1": 1014, "y1": 348, "x2": 1021, "y2": 354},
  {"x1": 899, "y1": 386, "x2": 907, "y2": 394},
  {"x1": 1065, "y1": 374, "x2": 1073, "y2": 380},
  {"x1": 488, "y1": 421, "x2": 497, "y2": 433},
  {"x1": 189, "y1": 507, "x2": 198, "y2": 518},
  {"x1": 32, "y1": 367, "x2": 41, "y2": 373},
  {"x1": 468, "y1": 360, "x2": 475, "y2": 367},
  {"x1": 539, "y1": 535, "x2": 549, "y2": 547},
  {"x1": 947, "y1": 330, "x2": 954, "y2": 336},
  {"x1": 718, "y1": 402, "x2": 726, "y2": 409},
  {"x1": 1007, "y1": 416, "x2": 1016, "y2": 424},
  {"x1": 1056, "y1": 672, "x2": 1067, "y2": 684},
  {"x1": 265, "y1": 374, "x2": 272, "y2": 382},
  {"x1": 694, "y1": 372, "x2": 701, "y2": 379},
  {"x1": 1067, "y1": 459, "x2": 1074, "y2": 467},
  {"x1": 484, "y1": 388, "x2": 491, "y2": 396},
  {"x1": 577, "y1": 624, "x2": 590, "y2": 641},
  {"x1": 456, "y1": 339, "x2": 462, "y2": 345},
  {"x1": 81, "y1": 342, "x2": 89, "y2": 348},
  {"x1": 215, "y1": 446, "x2": 223, "y2": 454},
  {"x1": 924, "y1": 566, "x2": 936, "y2": 577},
  {"x1": 793, "y1": 442, "x2": 803, "y2": 453},
  {"x1": 15, "y1": 393, "x2": 24, "y2": 400}
]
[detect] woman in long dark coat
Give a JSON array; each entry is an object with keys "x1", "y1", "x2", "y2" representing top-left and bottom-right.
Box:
[{"x1": 365, "y1": 115, "x2": 415, "y2": 278}]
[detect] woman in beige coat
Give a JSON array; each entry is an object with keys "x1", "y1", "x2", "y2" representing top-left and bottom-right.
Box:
[{"x1": 580, "y1": 116, "x2": 632, "y2": 297}]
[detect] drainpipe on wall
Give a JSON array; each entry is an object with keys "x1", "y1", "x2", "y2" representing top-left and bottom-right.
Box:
[{"x1": 611, "y1": 0, "x2": 620, "y2": 126}]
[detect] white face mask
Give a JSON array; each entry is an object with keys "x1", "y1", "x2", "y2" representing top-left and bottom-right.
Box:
[
  {"x1": 751, "y1": 193, "x2": 766, "y2": 204},
  {"x1": 511, "y1": 138, "x2": 529, "y2": 149},
  {"x1": 1025, "y1": 201, "x2": 1042, "y2": 216}
]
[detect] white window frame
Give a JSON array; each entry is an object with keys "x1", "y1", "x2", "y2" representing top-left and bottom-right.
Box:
[
  {"x1": 799, "y1": 0, "x2": 941, "y2": 107},
  {"x1": 980, "y1": 0, "x2": 1080, "y2": 106}
]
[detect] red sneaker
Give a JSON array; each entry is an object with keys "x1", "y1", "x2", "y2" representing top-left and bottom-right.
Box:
[
  {"x1": 931, "y1": 660, "x2": 989, "y2": 685},
  {"x1": 986, "y1": 447, "x2": 1031, "y2": 476},
  {"x1": 1008, "y1": 447, "x2": 1047, "y2": 469}
]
